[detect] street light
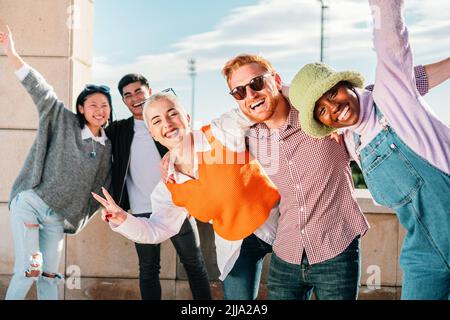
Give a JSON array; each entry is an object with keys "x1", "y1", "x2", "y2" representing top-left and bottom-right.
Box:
[
  {"x1": 188, "y1": 58, "x2": 197, "y2": 128},
  {"x1": 318, "y1": 0, "x2": 329, "y2": 62}
]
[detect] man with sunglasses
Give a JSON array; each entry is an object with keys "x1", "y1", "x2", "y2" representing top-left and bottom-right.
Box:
[
  {"x1": 105, "y1": 74, "x2": 211, "y2": 300},
  {"x1": 211, "y1": 54, "x2": 445, "y2": 300}
]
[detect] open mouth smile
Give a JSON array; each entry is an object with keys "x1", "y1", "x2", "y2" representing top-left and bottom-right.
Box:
[
  {"x1": 164, "y1": 128, "x2": 179, "y2": 139},
  {"x1": 337, "y1": 104, "x2": 350, "y2": 122},
  {"x1": 132, "y1": 101, "x2": 145, "y2": 108},
  {"x1": 250, "y1": 99, "x2": 265, "y2": 111},
  {"x1": 93, "y1": 115, "x2": 105, "y2": 121}
]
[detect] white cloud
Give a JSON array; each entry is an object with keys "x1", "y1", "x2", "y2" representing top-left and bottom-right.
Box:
[{"x1": 93, "y1": 0, "x2": 450, "y2": 122}]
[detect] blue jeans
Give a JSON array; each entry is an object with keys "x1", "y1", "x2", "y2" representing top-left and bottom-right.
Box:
[
  {"x1": 267, "y1": 236, "x2": 361, "y2": 300},
  {"x1": 6, "y1": 190, "x2": 65, "y2": 300},
  {"x1": 222, "y1": 233, "x2": 272, "y2": 300},
  {"x1": 356, "y1": 120, "x2": 450, "y2": 300},
  {"x1": 133, "y1": 213, "x2": 211, "y2": 300}
]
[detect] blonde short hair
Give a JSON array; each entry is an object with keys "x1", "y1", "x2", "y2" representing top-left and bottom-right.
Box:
[
  {"x1": 142, "y1": 92, "x2": 186, "y2": 129},
  {"x1": 222, "y1": 54, "x2": 276, "y2": 85}
]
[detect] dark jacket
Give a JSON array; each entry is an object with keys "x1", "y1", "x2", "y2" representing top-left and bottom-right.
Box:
[{"x1": 105, "y1": 117, "x2": 168, "y2": 211}]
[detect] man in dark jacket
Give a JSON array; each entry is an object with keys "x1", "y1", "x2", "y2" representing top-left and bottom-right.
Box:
[{"x1": 105, "y1": 74, "x2": 211, "y2": 300}]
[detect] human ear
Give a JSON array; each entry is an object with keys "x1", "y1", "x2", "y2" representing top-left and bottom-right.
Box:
[{"x1": 274, "y1": 73, "x2": 283, "y2": 91}]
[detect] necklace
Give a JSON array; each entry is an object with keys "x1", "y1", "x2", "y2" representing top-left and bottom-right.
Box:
[{"x1": 89, "y1": 139, "x2": 97, "y2": 158}]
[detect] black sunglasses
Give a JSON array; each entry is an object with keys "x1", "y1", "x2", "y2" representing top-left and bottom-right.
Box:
[
  {"x1": 84, "y1": 84, "x2": 111, "y2": 94},
  {"x1": 229, "y1": 73, "x2": 272, "y2": 100},
  {"x1": 160, "y1": 87, "x2": 177, "y2": 96},
  {"x1": 140, "y1": 88, "x2": 177, "y2": 108}
]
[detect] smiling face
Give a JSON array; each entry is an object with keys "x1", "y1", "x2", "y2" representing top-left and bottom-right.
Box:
[
  {"x1": 122, "y1": 81, "x2": 151, "y2": 120},
  {"x1": 78, "y1": 92, "x2": 111, "y2": 133},
  {"x1": 228, "y1": 63, "x2": 282, "y2": 123},
  {"x1": 313, "y1": 82, "x2": 360, "y2": 129},
  {"x1": 144, "y1": 96, "x2": 191, "y2": 150}
]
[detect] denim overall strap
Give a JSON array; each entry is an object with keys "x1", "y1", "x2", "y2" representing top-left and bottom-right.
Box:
[
  {"x1": 354, "y1": 104, "x2": 450, "y2": 299},
  {"x1": 352, "y1": 132, "x2": 360, "y2": 160}
]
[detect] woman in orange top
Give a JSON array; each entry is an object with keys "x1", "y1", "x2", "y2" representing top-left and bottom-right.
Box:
[{"x1": 93, "y1": 91, "x2": 280, "y2": 299}]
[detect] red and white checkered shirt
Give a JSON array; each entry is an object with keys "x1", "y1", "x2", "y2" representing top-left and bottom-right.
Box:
[
  {"x1": 247, "y1": 106, "x2": 369, "y2": 265},
  {"x1": 211, "y1": 65, "x2": 428, "y2": 265}
]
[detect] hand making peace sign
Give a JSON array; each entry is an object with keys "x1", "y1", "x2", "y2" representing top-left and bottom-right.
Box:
[{"x1": 92, "y1": 187, "x2": 128, "y2": 225}]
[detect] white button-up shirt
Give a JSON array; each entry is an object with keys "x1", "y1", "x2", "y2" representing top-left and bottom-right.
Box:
[{"x1": 112, "y1": 122, "x2": 279, "y2": 280}]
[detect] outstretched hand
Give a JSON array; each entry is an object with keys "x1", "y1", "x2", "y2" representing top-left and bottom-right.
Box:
[
  {"x1": 0, "y1": 25, "x2": 16, "y2": 56},
  {"x1": 92, "y1": 187, "x2": 128, "y2": 225}
]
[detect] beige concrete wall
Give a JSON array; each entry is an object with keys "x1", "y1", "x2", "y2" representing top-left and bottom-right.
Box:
[
  {"x1": 0, "y1": 208, "x2": 406, "y2": 300},
  {"x1": 60, "y1": 210, "x2": 407, "y2": 300},
  {"x1": 0, "y1": 0, "x2": 95, "y2": 300}
]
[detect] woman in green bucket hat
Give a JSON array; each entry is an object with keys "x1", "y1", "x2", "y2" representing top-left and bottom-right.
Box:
[{"x1": 289, "y1": 0, "x2": 450, "y2": 299}]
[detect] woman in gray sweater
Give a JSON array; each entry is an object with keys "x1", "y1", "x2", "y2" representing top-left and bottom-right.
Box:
[{"x1": 1, "y1": 26, "x2": 112, "y2": 300}]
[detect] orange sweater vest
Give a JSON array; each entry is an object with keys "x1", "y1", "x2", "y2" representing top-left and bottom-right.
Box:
[{"x1": 166, "y1": 125, "x2": 280, "y2": 241}]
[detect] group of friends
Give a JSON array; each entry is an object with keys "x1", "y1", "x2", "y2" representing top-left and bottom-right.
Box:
[{"x1": 1, "y1": 0, "x2": 449, "y2": 300}]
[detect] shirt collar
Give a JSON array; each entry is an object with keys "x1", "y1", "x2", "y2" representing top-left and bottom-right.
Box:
[
  {"x1": 133, "y1": 118, "x2": 147, "y2": 129},
  {"x1": 167, "y1": 130, "x2": 211, "y2": 184},
  {"x1": 284, "y1": 105, "x2": 299, "y2": 129},
  {"x1": 81, "y1": 126, "x2": 108, "y2": 146}
]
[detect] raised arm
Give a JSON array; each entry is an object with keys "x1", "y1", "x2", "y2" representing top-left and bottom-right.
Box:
[
  {"x1": 365, "y1": 65, "x2": 429, "y2": 96},
  {"x1": 370, "y1": 0, "x2": 415, "y2": 93},
  {"x1": 0, "y1": 25, "x2": 24, "y2": 69},
  {"x1": 0, "y1": 25, "x2": 66, "y2": 118}
]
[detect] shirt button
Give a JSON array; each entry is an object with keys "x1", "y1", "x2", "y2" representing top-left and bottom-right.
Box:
[
  {"x1": 300, "y1": 207, "x2": 304, "y2": 212},
  {"x1": 296, "y1": 185, "x2": 300, "y2": 190},
  {"x1": 390, "y1": 143, "x2": 396, "y2": 149},
  {"x1": 301, "y1": 229, "x2": 305, "y2": 235}
]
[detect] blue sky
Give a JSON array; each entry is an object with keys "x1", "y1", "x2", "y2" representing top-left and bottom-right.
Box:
[{"x1": 93, "y1": 0, "x2": 450, "y2": 127}]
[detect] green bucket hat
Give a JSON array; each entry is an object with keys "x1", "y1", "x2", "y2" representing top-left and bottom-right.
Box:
[{"x1": 289, "y1": 62, "x2": 364, "y2": 138}]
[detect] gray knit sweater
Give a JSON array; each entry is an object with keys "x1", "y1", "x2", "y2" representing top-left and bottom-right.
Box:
[{"x1": 9, "y1": 67, "x2": 112, "y2": 234}]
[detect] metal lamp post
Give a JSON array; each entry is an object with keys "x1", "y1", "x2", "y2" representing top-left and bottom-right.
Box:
[
  {"x1": 318, "y1": 0, "x2": 329, "y2": 62},
  {"x1": 188, "y1": 58, "x2": 197, "y2": 128}
]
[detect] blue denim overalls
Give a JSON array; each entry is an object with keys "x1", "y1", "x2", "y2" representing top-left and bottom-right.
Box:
[{"x1": 353, "y1": 105, "x2": 450, "y2": 300}]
